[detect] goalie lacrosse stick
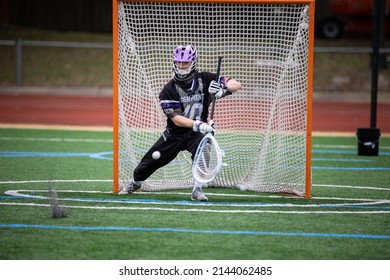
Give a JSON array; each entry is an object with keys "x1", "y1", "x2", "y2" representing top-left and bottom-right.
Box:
[{"x1": 192, "y1": 57, "x2": 223, "y2": 183}]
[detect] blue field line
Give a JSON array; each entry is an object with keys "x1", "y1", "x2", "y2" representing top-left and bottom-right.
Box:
[{"x1": 0, "y1": 223, "x2": 389, "y2": 239}]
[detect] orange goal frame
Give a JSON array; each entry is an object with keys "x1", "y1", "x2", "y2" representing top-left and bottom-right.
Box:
[{"x1": 112, "y1": 0, "x2": 315, "y2": 198}]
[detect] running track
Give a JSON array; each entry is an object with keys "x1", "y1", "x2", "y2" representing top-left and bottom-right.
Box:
[{"x1": 0, "y1": 92, "x2": 389, "y2": 134}]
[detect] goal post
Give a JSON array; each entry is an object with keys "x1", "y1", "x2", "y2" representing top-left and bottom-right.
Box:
[{"x1": 112, "y1": 0, "x2": 315, "y2": 198}]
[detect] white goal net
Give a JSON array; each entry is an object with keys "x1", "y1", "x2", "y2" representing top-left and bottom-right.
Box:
[{"x1": 113, "y1": 0, "x2": 314, "y2": 197}]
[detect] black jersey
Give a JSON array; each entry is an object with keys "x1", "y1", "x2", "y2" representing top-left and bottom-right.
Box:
[{"x1": 159, "y1": 72, "x2": 217, "y2": 135}]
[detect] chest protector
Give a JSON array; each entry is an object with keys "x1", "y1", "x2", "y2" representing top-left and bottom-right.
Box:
[{"x1": 174, "y1": 77, "x2": 205, "y2": 121}]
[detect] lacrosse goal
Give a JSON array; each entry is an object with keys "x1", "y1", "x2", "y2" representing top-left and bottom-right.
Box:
[{"x1": 112, "y1": 0, "x2": 315, "y2": 198}]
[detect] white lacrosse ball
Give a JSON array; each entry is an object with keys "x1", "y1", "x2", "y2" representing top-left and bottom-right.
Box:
[{"x1": 152, "y1": 151, "x2": 161, "y2": 160}]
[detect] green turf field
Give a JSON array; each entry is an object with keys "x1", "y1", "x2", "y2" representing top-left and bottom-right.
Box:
[{"x1": 0, "y1": 128, "x2": 389, "y2": 260}]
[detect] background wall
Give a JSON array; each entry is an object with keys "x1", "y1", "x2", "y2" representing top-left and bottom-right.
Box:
[{"x1": 0, "y1": 0, "x2": 112, "y2": 33}]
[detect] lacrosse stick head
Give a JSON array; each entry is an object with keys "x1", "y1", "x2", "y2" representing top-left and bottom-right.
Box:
[{"x1": 192, "y1": 133, "x2": 223, "y2": 183}]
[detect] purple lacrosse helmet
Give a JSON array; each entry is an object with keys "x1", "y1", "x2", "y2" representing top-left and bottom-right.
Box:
[{"x1": 172, "y1": 45, "x2": 198, "y2": 84}]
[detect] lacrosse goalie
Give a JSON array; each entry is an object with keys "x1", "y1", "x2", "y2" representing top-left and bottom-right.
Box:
[{"x1": 119, "y1": 45, "x2": 241, "y2": 201}]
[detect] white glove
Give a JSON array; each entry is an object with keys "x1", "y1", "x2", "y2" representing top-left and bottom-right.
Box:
[
  {"x1": 208, "y1": 80, "x2": 227, "y2": 99},
  {"x1": 193, "y1": 120, "x2": 215, "y2": 134}
]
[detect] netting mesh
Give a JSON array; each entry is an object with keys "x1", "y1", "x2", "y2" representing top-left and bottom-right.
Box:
[{"x1": 115, "y1": 1, "x2": 312, "y2": 196}]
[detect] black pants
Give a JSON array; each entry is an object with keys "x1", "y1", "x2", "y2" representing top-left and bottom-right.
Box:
[{"x1": 133, "y1": 130, "x2": 204, "y2": 181}]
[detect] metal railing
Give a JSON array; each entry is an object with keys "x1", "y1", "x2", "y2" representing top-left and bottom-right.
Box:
[
  {"x1": 0, "y1": 39, "x2": 389, "y2": 87},
  {"x1": 0, "y1": 39, "x2": 112, "y2": 86}
]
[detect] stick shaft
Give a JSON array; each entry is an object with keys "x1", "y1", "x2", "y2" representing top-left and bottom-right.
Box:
[{"x1": 210, "y1": 56, "x2": 222, "y2": 122}]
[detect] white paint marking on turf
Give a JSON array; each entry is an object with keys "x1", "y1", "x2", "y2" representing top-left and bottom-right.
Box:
[
  {"x1": 8, "y1": 138, "x2": 385, "y2": 148},
  {"x1": 0, "y1": 180, "x2": 389, "y2": 192},
  {"x1": 0, "y1": 136, "x2": 112, "y2": 143},
  {"x1": 0, "y1": 123, "x2": 112, "y2": 131},
  {"x1": 0, "y1": 202, "x2": 389, "y2": 214},
  {"x1": 2, "y1": 180, "x2": 389, "y2": 214},
  {"x1": 4, "y1": 190, "x2": 390, "y2": 212},
  {"x1": 313, "y1": 144, "x2": 390, "y2": 150},
  {"x1": 314, "y1": 184, "x2": 390, "y2": 191},
  {"x1": 4, "y1": 189, "x2": 389, "y2": 203},
  {"x1": 0, "y1": 179, "x2": 112, "y2": 185}
]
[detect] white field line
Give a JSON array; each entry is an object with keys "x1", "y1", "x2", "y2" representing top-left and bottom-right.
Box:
[
  {"x1": 5, "y1": 190, "x2": 390, "y2": 208},
  {"x1": 312, "y1": 144, "x2": 390, "y2": 150},
  {"x1": 0, "y1": 202, "x2": 389, "y2": 214},
  {"x1": 0, "y1": 188, "x2": 382, "y2": 201},
  {"x1": 315, "y1": 184, "x2": 390, "y2": 191},
  {"x1": 0, "y1": 136, "x2": 112, "y2": 143},
  {"x1": 1, "y1": 180, "x2": 389, "y2": 215},
  {"x1": 0, "y1": 179, "x2": 112, "y2": 184},
  {"x1": 1, "y1": 179, "x2": 388, "y2": 192},
  {"x1": 4, "y1": 189, "x2": 390, "y2": 207},
  {"x1": 0, "y1": 123, "x2": 112, "y2": 131},
  {"x1": 3, "y1": 186, "x2": 390, "y2": 215},
  {"x1": 2, "y1": 136, "x2": 389, "y2": 149}
]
